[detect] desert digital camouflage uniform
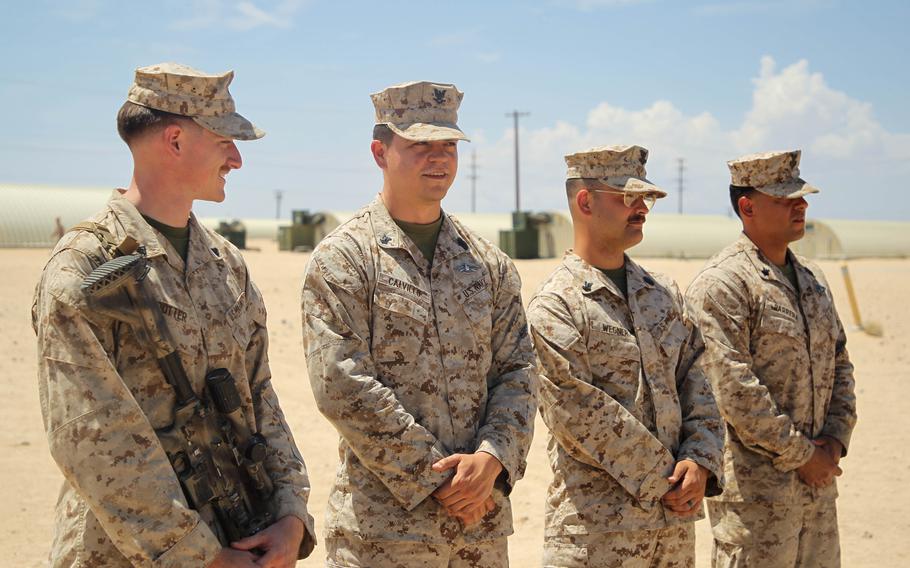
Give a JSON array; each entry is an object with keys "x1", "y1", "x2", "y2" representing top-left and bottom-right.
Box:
[
  {"x1": 302, "y1": 194, "x2": 536, "y2": 564},
  {"x1": 528, "y1": 145, "x2": 724, "y2": 568},
  {"x1": 32, "y1": 63, "x2": 315, "y2": 568},
  {"x1": 685, "y1": 150, "x2": 857, "y2": 567},
  {"x1": 33, "y1": 192, "x2": 316, "y2": 567}
]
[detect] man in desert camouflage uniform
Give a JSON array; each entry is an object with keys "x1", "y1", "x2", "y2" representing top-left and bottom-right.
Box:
[
  {"x1": 685, "y1": 150, "x2": 857, "y2": 567},
  {"x1": 301, "y1": 81, "x2": 536, "y2": 567},
  {"x1": 32, "y1": 63, "x2": 315, "y2": 568},
  {"x1": 527, "y1": 145, "x2": 725, "y2": 568}
]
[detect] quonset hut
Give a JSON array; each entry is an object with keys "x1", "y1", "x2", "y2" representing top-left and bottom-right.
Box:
[{"x1": 2, "y1": 185, "x2": 907, "y2": 260}]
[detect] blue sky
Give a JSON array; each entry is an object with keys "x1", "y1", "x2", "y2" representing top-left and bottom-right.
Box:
[{"x1": 1, "y1": 0, "x2": 908, "y2": 220}]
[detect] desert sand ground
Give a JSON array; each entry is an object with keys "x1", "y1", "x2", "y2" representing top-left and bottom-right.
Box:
[{"x1": 2, "y1": 239, "x2": 907, "y2": 567}]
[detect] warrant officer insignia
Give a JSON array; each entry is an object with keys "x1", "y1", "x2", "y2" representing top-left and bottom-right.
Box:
[{"x1": 433, "y1": 88, "x2": 446, "y2": 104}]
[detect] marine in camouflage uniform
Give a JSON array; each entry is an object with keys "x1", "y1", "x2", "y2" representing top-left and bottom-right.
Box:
[
  {"x1": 528, "y1": 146, "x2": 724, "y2": 568},
  {"x1": 33, "y1": 63, "x2": 315, "y2": 568},
  {"x1": 685, "y1": 151, "x2": 857, "y2": 568},
  {"x1": 302, "y1": 82, "x2": 536, "y2": 568}
]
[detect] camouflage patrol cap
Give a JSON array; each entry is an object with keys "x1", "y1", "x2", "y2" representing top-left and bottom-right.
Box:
[
  {"x1": 727, "y1": 150, "x2": 819, "y2": 198},
  {"x1": 371, "y1": 81, "x2": 469, "y2": 142},
  {"x1": 127, "y1": 62, "x2": 264, "y2": 140},
  {"x1": 565, "y1": 144, "x2": 667, "y2": 197}
]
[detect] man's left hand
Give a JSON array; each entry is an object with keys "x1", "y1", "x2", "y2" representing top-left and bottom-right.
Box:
[
  {"x1": 661, "y1": 459, "x2": 710, "y2": 516},
  {"x1": 814, "y1": 436, "x2": 844, "y2": 466},
  {"x1": 231, "y1": 515, "x2": 305, "y2": 568},
  {"x1": 431, "y1": 451, "x2": 503, "y2": 516}
]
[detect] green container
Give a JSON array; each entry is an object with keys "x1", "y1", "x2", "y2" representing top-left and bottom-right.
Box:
[
  {"x1": 279, "y1": 224, "x2": 316, "y2": 252},
  {"x1": 216, "y1": 221, "x2": 246, "y2": 250},
  {"x1": 499, "y1": 228, "x2": 538, "y2": 259}
]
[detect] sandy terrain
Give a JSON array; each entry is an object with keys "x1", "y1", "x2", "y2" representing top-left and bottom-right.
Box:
[{"x1": 2, "y1": 239, "x2": 907, "y2": 567}]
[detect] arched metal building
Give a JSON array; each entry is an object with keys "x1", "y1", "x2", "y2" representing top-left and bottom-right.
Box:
[{"x1": 3, "y1": 185, "x2": 908, "y2": 259}]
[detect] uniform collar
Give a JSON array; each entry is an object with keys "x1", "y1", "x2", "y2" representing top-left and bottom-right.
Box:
[
  {"x1": 368, "y1": 195, "x2": 471, "y2": 267},
  {"x1": 107, "y1": 189, "x2": 223, "y2": 273},
  {"x1": 562, "y1": 250, "x2": 655, "y2": 299},
  {"x1": 736, "y1": 232, "x2": 809, "y2": 293}
]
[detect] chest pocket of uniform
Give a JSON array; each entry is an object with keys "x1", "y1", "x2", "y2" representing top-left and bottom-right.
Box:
[
  {"x1": 654, "y1": 316, "x2": 690, "y2": 361},
  {"x1": 460, "y1": 289, "x2": 493, "y2": 332},
  {"x1": 587, "y1": 326, "x2": 641, "y2": 404},
  {"x1": 227, "y1": 291, "x2": 257, "y2": 348},
  {"x1": 758, "y1": 308, "x2": 804, "y2": 342},
  {"x1": 374, "y1": 290, "x2": 429, "y2": 325}
]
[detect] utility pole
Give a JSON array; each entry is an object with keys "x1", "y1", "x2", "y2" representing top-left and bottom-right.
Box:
[
  {"x1": 677, "y1": 158, "x2": 685, "y2": 215},
  {"x1": 505, "y1": 110, "x2": 530, "y2": 212},
  {"x1": 469, "y1": 149, "x2": 479, "y2": 213},
  {"x1": 274, "y1": 190, "x2": 284, "y2": 220}
]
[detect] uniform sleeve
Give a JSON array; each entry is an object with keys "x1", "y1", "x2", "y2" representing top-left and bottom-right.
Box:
[
  {"x1": 301, "y1": 240, "x2": 450, "y2": 510},
  {"x1": 686, "y1": 274, "x2": 815, "y2": 472},
  {"x1": 35, "y1": 249, "x2": 222, "y2": 568},
  {"x1": 820, "y1": 299, "x2": 857, "y2": 456},
  {"x1": 527, "y1": 292, "x2": 676, "y2": 504},
  {"x1": 473, "y1": 257, "x2": 536, "y2": 490},
  {"x1": 672, "y1": 290, "x2": 726, "y2": 496},
  {"x1": 243, "y1": 278, "x2": 316, "y2": 559}
]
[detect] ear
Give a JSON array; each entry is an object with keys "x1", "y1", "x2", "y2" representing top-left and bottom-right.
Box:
[
  {"x1": 738, "y1": 195, "x2": 754, "y2": 218},
  {"x1": 370, "y1": 140, "x2": 387, "y2": 169},
  {"x1": 162, "y1": 123, "x2": 184, "y2": 157},
  {"x1": 575, "y1": 188, "x2": 593, "y2": 216}
]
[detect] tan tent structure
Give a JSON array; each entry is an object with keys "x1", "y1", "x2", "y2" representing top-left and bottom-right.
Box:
[{"x1": 3, "y1": 185, "x2": 907, "y2": 260}]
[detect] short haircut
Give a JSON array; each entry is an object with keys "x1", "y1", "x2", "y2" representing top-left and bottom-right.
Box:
[
  {"x1": 116, "y1": 101, "x2": 189, "y2": 146},
  {"x1": 729, "y1": 184, "x2": 756, "y2": 219},
  {"x1": 566, "y1": 177, "x2": 611, "y2": 199},
  {"x1": 372, "y1": 123, "x2": 395, "y2": 145}
]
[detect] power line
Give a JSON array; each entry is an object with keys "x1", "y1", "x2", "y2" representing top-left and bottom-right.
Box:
[
  {"x1": 274, "y1": 190, "x2": 283, "y2": 220},
  {"x1": 505, "y1": 110, "x2": 530, "y2": 212}
]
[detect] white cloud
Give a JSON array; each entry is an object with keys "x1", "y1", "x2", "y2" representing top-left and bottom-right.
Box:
[
  {"x1": 171, "y1": 0, "x2": 305, "y2": 31},
  {"x1": 475, "y1": 51, "x2": 502, "y2": 64},
  {"x1": 568, "y1": 0, "x2": 653, "y2": 10},
  {"x1": 428, "y1": 28, "x2": 482, "y2": 47},
  {"x1": 467, "y1": 57, "x2": 910, "y2": 219},
  {"x1": 52, "y1": 0, "x2": 103, "y2": 22}
]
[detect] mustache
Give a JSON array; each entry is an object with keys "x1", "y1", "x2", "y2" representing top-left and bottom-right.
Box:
[{"x1": 627, "y1": 213, "x2": 646, "y2": 224}]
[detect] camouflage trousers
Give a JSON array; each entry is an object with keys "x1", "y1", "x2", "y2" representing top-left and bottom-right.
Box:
[
  {"x1": 325, "y1": 535, "x2": 508, "y2": 568},
  {"x1": 542, "y1": 523, "x2": 695, "y2": 568},
  {"x1": 708, "y1": 499, "x2": 840, "y2": 568}
]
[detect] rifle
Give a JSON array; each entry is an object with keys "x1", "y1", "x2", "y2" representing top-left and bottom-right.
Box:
[{"x1": 80, "y1": 249, "x2": 276, "y2": 544}]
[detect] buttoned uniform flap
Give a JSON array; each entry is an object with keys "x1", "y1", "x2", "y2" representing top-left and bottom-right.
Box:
[
  {"x1": 758, "y1": 301, "x2": 804, "y2": 341},
  {"x1": 374, "y1": 289, "x2": 429, "y2": 325},
  {"x1": 652, "y1": 315, "x2": 690, "y2": 359},
  {"x1": 458, "y1": 285, "x2": 493, "y2": 325},
  {"x1": 588, "y1": 323, "x2": 640, "y2": 361},
  {"x1": 227, "y1": 291, "x2": 258, "y2": 348}
]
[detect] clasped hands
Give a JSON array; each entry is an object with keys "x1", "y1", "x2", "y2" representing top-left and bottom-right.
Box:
[
  {"x1": 797, "y1": 435, "x2": 844, "y2": 488},
  {"x1": 208, "y1": 515, "x2": 305, "y2": 568},
  {"x1": 661, "y1": 459, "x2": 710, "y2": 517},
  {"x1": 431, "y1": 451, "x2": 502, "y2": 527}
]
